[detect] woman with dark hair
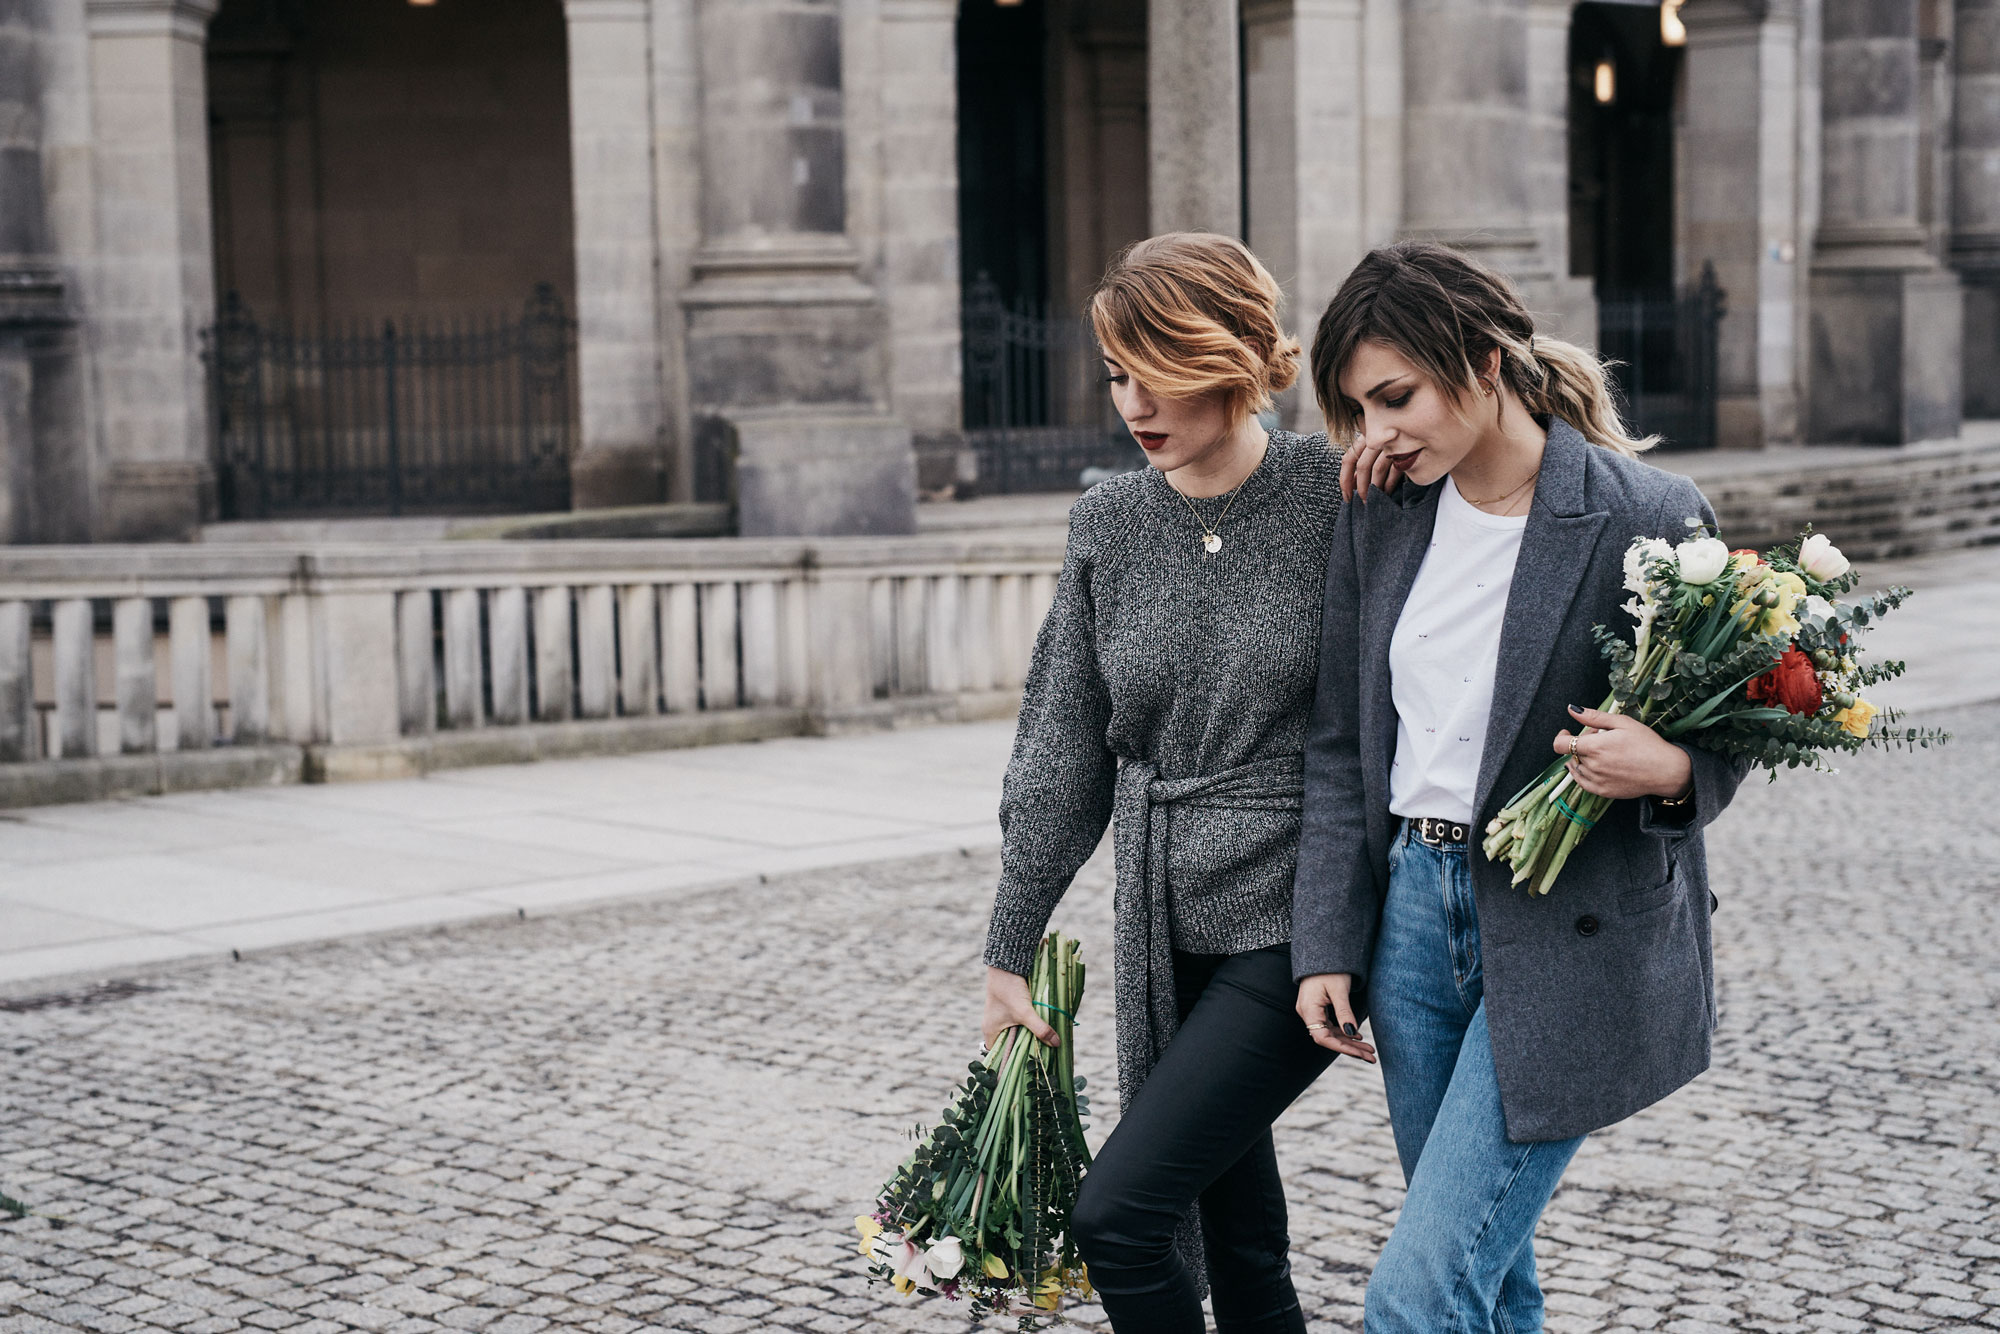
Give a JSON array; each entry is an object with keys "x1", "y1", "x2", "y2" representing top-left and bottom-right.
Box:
[
  {"x1": 980, "y1": 231, "x2": 1359, "y2": 1334},
  {"x1": 1291, "y1": 241, "x2": 1747, "y2": 1333}
]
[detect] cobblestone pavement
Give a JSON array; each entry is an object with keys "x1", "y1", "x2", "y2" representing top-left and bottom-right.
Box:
[{"x1": 3, "y1": 705, "x2": 1996, "y2": 1334}]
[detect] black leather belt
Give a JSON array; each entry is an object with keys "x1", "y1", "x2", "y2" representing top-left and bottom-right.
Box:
[{"x1": 1409, "y1": 816, "x2": 1471, "y2": 848}]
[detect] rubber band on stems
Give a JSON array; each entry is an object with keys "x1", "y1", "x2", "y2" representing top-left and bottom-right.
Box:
[
  {"x1": 1032, "y1": 1000, "x2": 1076, "y2": 1022},
  {"x1": 1554, "y1": 793, "x2": 1598, "y2": 830}
]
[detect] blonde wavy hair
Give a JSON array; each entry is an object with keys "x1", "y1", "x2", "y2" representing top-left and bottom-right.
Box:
[
  {"x1": 1309, "y1": 241, "x2": 1656, "y2": 456},
  {"x1": 1088, "y1": 233, "x2": 1302, "y2": 426}
]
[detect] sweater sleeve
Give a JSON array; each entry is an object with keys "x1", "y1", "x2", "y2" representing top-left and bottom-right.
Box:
[
  {"x1": 1638, "y1": 476, "x2": 1753, "y2": 839},
  {"x1": 982, "y1": 502, "x2": 1119, "y2": 977},
  {"x1": 1290, "y1": 497, "x2": 1380, "y2": 984}
]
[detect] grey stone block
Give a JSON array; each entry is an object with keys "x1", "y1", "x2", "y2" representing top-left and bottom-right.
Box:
[
  {"x1": 1808, "y1": 267, "x2": 1965, "y2": 444},
  {"x1": 728, "y1": 411, "x2": 916, "y2": 538}
]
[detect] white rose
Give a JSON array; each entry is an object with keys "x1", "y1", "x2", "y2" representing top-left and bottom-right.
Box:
[
  {"x1": 895, "y1": 1239, "x2": 938, "y2": 1292},
  {"x1": 1675, "y1": 536, "x2": 1730, "y2": 586},
  {"x1": 1622, "y1": 537, "x2": 1672, "y2": 594},
  {"x1": 1804, "y1": 595, "x2": 1838, "y2": 624},
  {"x1": 1799, "y1": 533, "x2": 1850, "y2": 580},
  {"x1": 924, "y1": 1235, "x2": 965, "y2": 1281}
]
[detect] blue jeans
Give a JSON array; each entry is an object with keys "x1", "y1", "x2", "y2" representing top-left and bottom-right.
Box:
[{"x1": 1364, "y1": 824, "x2": 1585, "y2": 1334}]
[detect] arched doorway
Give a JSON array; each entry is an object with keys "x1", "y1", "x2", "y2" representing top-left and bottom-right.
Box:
[{"x1": 204, "y1": 0, "x2": 580, "y2": 516}]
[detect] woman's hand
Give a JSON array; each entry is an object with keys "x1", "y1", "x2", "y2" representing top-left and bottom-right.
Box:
[
  {"x1": 1338, "y1": 439, "x2": 1401, "y2": 504},
  {"x1": 1554, "y1": 705, "x2": 1694, "y2": 801},
  {"x1": 1295, "y1": 974, "x2": 1377, "y2": 1062},
  {"x1": 983, "y1": 965, "x2": 1060, "y2": 1050}
]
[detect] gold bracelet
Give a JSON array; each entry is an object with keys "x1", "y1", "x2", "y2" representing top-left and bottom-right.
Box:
[{"x1": 1657, "y1": 779, "x2": 1695, "y2": 809}]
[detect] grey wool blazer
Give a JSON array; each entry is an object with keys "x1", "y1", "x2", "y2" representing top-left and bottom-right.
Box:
[{"x1": 1291, "y1": 419, "x2": 1750, "y2": 1143}]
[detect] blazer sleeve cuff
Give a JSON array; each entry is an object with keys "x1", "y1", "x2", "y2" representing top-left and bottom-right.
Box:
[{"x1": 1638, "y1": 741, "x2": 1735, "y2": 839}]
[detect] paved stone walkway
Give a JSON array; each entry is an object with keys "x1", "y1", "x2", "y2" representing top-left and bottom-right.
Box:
[{"x1": 3, "y1": 699, "x2": 1996, "y2": 1333}]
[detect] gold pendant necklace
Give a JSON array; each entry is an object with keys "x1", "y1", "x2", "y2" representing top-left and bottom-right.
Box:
[{"x1": 1177, "y1": 484, "x2": 1243, "y2": 555}]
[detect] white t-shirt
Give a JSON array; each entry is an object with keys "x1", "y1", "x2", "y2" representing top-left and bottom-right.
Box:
[{"x1": 1388, "y1": 476, "x2": 1528, "y2": 823}]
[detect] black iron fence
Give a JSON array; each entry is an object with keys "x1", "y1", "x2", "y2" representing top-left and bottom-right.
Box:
[
  {"x1": 962, "y1": 274, "x2": 1142, "y2": 493},
  {"x1": 204, "y1": 285, "x2": 578, "y2": 519},
  {"x1": 1597, "y1": 262, "x2": 1726, "y2": 451}
]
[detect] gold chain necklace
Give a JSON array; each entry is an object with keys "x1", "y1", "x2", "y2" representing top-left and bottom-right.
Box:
[
  {"x1": 1459, "y1": 467, "x2": 1540, "y2": 514},
  {"x1": 1175, "y1": 482, "x2": 1245, "y2": 555}
]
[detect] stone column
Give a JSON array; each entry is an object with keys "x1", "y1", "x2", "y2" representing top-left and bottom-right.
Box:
[
  {"x1": 1397, "y1": 0, "x2": 1593, "y2": 337},
  {"x1": 878, "y1": 0, "x2": 963, "y2": 486},
  {"x1": 1149, "y1": 0, "x2": 1242, "y2": 235},
  {"x1": 1808, "y1": 0, "x2": 1962, "y2": 443},
  {"x1": 0, "y1": 2, "x2": 91, "y2": 543},
  {"x1": 1954, "y1": 0, "x2": 2000, "y2": 415},
  {"x1": 84, "y1": 0, "x2": 219, "y2": 540},
  {"x1": 1680, "y1": 0, "x2": 1805, "y2": 448},
  {"x1": 1244, "y1": 0, "x2": 1366, "y2": 428},
  {"x1": 679, "y1": 0, "x2": 915, "y2": 536},
  {"x1": 563, "y1": 0, "x2": 668, "y2": 507}
]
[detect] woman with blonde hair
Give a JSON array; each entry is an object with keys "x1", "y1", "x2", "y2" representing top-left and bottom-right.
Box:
[
  {"x1": 1292, "y1": 240, "x2": 1747, "y2": 1332},
  {"x1": 980, "y1": 231, "x2": 1359, "y2": 1333}
]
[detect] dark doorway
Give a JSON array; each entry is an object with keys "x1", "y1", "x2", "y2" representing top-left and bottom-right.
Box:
[
  {"x1": 956, "y1": 0, "x2": 1051, "y2": 318},
  {"x1": 1568, "y1": 1, "x2": 1679, "y2": 295}
]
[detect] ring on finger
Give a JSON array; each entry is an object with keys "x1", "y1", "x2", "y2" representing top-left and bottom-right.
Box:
[
  {"x1": 1306, "y1": 1021, "x2": 1328, "y2": 1031},
  {"x1": 1568, "y1": 734, "x2": 1581, "y2": 757}
]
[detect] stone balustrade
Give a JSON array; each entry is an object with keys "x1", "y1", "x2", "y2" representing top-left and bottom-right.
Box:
[{"x1": 0, "y1": 534, "x2": 1063, "y2": 806}]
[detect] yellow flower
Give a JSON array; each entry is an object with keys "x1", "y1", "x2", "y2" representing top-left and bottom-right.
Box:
[
  {"x1": 983, "y1": 1252, "x2": 1009, "y2": 1279},
  {"x1": 1033, "y1": 1269, "x2": 1066, "y2": 1311},
  {"x1": 1833, "y1": 698, "x2": 1877, "y2": 738},
  {"x1": 855, "y1": 1215, "x2": 882, "y2": 1259},
  {"x1": 891, "y1": 1275, "x2": 915, "y2": 1294}
]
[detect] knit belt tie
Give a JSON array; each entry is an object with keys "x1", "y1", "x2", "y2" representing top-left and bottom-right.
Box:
[{"x1": 1109, "y1": 751, "x2": 1305, "y2": 1292}]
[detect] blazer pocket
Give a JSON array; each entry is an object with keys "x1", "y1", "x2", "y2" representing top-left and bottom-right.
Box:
[{"x1": 1619, "y1": 871, "x2": 1680, "y2": 917}]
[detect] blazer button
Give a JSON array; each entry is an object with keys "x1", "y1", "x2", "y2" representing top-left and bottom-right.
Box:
[{"x1": 1575, "y1": 915, "x2": 1600, "y2": 937}]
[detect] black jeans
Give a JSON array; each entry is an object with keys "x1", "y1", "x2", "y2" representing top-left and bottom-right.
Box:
[{"x1": 1070, "y1": 945, "x2": 1336, "y2": 1334}]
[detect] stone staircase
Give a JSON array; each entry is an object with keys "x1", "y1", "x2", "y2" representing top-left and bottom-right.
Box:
[{"x1": 1673, "y1": 426, "x2": 2000, "y2": 561}]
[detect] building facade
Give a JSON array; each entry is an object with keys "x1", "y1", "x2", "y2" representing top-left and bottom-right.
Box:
[{"x1": 0, "y1": 0, "x2": 1995, "y2": 542}]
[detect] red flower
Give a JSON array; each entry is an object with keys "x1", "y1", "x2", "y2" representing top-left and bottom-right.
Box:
[{"x1": 1746, "y1": 647, "x2": 1823, "y2": 715}]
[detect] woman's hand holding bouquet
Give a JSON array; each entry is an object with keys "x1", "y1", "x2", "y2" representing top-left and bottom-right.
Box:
[{"x1": 1486, "y1": 525, "x2": 1948, "y2": 896}]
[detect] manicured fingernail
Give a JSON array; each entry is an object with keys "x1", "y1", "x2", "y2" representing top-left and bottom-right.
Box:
[
  {"x1": 1343, "y1": 1023, "x2": 1359, "y2": 1037},
  {"x1": 1567, "y1": 704, "x2": 1583, "y2": 714}
]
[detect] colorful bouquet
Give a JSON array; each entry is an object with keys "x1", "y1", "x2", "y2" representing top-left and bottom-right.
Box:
[
  {"x1": 857, "y1": 933, "x2": 1094, "y2": 1326},
  {"x1": 1486, "y1": 525, "x2": 1949, "y2": 895}
]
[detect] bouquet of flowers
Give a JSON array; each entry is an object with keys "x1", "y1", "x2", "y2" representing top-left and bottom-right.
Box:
[
  {"x1": 857, "y1": 932, "x2": 1094, "y2": 1326},
  {"x1": 1486, "y1": 525, "x2": 1949, "y2": 896}
]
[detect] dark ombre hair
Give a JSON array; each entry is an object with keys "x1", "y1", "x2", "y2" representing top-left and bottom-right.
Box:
[{"x1": 1309, "y1": 241, "x2": 1654, "y2": 456}]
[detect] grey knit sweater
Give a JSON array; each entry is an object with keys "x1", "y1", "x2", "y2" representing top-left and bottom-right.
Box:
[{"x1": 984, "y1": 430, "x2": 1342, "y2": 977}]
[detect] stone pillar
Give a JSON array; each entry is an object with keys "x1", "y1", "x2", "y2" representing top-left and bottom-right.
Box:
[
  {"x1": 679, "y1": 0, "x2": 915, "y2": 536},
  {"x1": 563, "y1": 0, "x2": 668, "y2": 507},
  {"x1": 84, "y1": 0, "x2": 218, "y2": 540},
  {"x1": 1149, "y1": 0, "x2": 1242, "y2": 235},
  {"x1": 1244, "y1": 0, "x2": 1366, "y2": 429},
  {"x1": 1808, "y1": 0, "x2": 1962, "y2": 443},
  {"x1": 1955, "y1": 0, "x2": 2000, "y2": 415},
  {"x1": 1398, "y1": 0, "x2": 1592, "y2": 338},
  {"x1": 1680, "y1": 0, "x2": 1805, "y2": 448},
  {"x1": 878, "y1": 0, "x2": 964, "y2": 484}
]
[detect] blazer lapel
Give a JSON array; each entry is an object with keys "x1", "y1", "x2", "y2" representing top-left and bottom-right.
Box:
[{"x1": 1472, "y1": 424, "x2": 1609, "y2": 820}]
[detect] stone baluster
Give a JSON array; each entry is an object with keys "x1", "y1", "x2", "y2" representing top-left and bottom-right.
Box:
[
  {"x1": 53, "y1": 598, "x2": 96, "y2": 758},
  {"x1": 280, "y1": 593, "x2": 321, "y2": 743},
  {"x1": 740, "y1": 581, "x2": 782, "y2": 709},
  {"x1": 225, "y1": 596, "x2": 269, "y2": 744},
  {"x1": 397, "y1": 591, "x2": 437, "y2": 735},
  {"x1": 319, "y1": 593, "x2": 400, "y2": 747},
  {"x1": 0, "y1": 601, "x2": 33, "y2": 761},
  {"x1": 489, "y1": 587, "x2": 530, "y2": 726},
  {"x1": 661, "y1": 583, "x2": 700, "y2": 713},
  {"x1": 779, "y1": 580, "x2": 811, "y2": 707},
  {"x1": 532, "y1": 587, "x2": 574, "y2": 722},
  {"x1": 961, "y1": 575, "x2": 995, "y2": 692},
  {"x1": 1028, "y1": 573, "x2": 1058, "y2": 640},
  {"x1": 699, "y1": 583, "x2": 740, "y2": 709},
  {"x1": 867, "y1": 579, "x2": 895, "y2": 698},
  {"x1": 893, "y1": 577, "x2": 927, "y2": 697},
  {"x1": 993, "y1": 574, "x2": 1025, "y2": 689},
  {"x1": 168, "y1": 596, "x2": 211, "y2": 750},
  {"x1": 618, "y1": 584, "x2": 659, "y2": 716},
  {"x1": 442, "y1": 589, "x2": 484, "y2": 730},
  {"x1": 113, "y1": 597, "x2": 156, "y2": 753},
  {"x1": 925, "y1": 575, "x2": 961, "y2": 695},
  {"x1": 576, "y1": 585, "x2": 616, "y2": 720}
]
